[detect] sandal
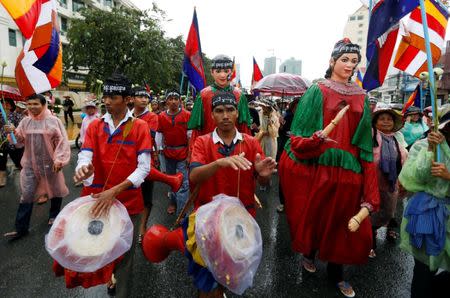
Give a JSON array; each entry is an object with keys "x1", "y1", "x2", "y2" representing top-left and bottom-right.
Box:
[
  {"x1": 368, "y1": 249, "x2": 376, "y2": 258},
  {"x1": 167, "y1": 205, "x2": 176, "y2": 215},
  {"x1": 302, "y1": 258, "x2": 316, "y2": 273},
  {"x1": 337, "y1": 281, "x2": 355, "y2": 298},
  {"x1": 276, "y1": 204, "x2": 284, "y2": 213},
  {"x1": 386, "y1": 230, "x2": 399, "y2": 241},
  {"x1": 4, "y1": 230, "x2": 29, "y2": 241},
  {"x1": 106, "y1": 276, "x2": 116, "y2": 296},
  {"x1": 37, "y1": 195, "x2": 48, "y2": 205},
  {"x1": 138, "y1": 234, "x2": 143, "y2": 245}
]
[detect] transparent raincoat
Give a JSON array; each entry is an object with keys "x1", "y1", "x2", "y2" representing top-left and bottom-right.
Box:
[{"x1": 14, "y1": 108, "x2": 70, "y2": 203}]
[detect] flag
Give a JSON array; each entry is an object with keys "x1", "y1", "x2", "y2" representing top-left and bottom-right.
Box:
[
  {"x1": 394, "y1": 0, "x2": 449, "y2": 77},
  {"x1": 230, "y1": 56, "x2": 236, "y2": 82},
  {"x1": 251, "y1": 57, "x2": 263, "y2": 90},
  {"x1": 402, "y1": 83, "x2": 421, "y2": 113},
  {"x1": 182, "y1": 8, "x2": 206, "y2": 93},
  {"x1": 363, "y1": 0, "x2": 420, "y2": 91},
  {"x1": 355, "y1": 70, "x2": 364, "y2": 87},
  {"x1": 1, "y1": 0, "x2": 63, "y2": 97}
]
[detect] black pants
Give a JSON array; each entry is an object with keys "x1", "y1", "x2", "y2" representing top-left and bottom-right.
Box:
[
  {"x1": 64, "y1": 110, "x2": 74, "y2": 124},
  {"x1": 304, "y1": 251, "x2": 344, "y2": 283},
  {"x1": 411, "y1": 258, "x2": 450, "y2": 298},
  {"x1": 278, "y1": 180, "x2": 285, "y2": 205},
  {"x1": 15, "y1": 197, "x2": 62, "y2": 234},
  {"x1": 0, "y1": 147, "x2": 24, "y2": 171},
  {"x1": 141, "y1": 180, "x2": 154, "y2": 208}
]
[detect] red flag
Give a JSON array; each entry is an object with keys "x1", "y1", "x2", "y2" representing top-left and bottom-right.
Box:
[{"x1": 251, "y1": 57, "x2": 263, "y2": 90}]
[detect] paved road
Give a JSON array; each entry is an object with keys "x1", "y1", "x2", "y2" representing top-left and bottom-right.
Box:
[{"x1": 0, "y1": 149, "x2": 414, "y2": 297}]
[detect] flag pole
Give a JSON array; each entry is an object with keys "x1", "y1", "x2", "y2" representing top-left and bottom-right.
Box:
[
  {"x1": 179, "y1": 73, "x2": 185, "y2": 95},
  {"x1": 419, "y1": 0, "x2": 441, "y2": 161},
  {"x1": 0, "y1": 61, "x2": 17, "y2": 144}
]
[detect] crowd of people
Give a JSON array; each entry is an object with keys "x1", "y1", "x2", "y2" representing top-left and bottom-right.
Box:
[{"x1": 0, "y1": 39, "x2": 449, "y2": 298}]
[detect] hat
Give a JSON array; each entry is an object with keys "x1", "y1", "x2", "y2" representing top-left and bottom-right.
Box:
[
  {"x1": 212, "y1": 91, "x2": 237, "y2": 109},
  {"x1": 369, "y1": 98, "x2": 378, "y2": 105},
  {"x1": 331, "y1": 38, "x2": 361, "y2": 61},
  {"x1": 372, "y1": 103, "x2": 404, "y2": 132},
  {"x1": 438, "y1": 104, "x2": 450, "y2": 130},
  {"x1": 83, "y1": 101, "x2": 97, "y2": 109},
  {"x1": 132, "y1": 86, "x2": 150, "y2": 98},
  {"x1": 16, "y1": 102, "x2": 27, "y2": 109},
  {"x1": 103, "y1": 73, "x2": 132, "y2": 97},
  {"x1": 404, "y1": 106, "x2": 422, "y2": 117},
  {"x1": 211, "y1": 54, "x2": 233, "y2": 69}
]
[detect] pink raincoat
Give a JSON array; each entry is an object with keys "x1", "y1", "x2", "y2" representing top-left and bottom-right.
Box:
[{"x1": 15, "y1": 108, "x2": 71, "y2": 203}]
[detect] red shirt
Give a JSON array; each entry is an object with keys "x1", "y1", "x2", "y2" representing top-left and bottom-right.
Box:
[
  {"x1": 190, "y1": 132, "x2": 263, "y2": 217},
  {"x1": 158, "y1": 109, "x2": 191, "y2": 161},
  {"x1": 137, "y1": 110, "x2": 159, "y2": 135},
  {"x1": 81, "y1": 118, "x2": 152, "y2": 215}
]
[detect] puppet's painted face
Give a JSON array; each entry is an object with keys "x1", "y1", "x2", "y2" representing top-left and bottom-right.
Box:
[
  {"x1": 26, "y1": 99, "x2": 44, "y2": 116},
  {"x1": 212, "y1": 104, "x2": 238, "y2": 132},
  {"x1": 375, "y1": 112, "x2": 395, "y2": 134},
  {"x1": 330, "y1": 53, "x2": 359, "y2": 82},
  {"x1": 211, "y1": 68, "x2": 232, "y2": 88}
]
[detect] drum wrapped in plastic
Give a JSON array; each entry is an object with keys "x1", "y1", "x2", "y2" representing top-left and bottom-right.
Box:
[
  {"x1": 195, "y1": 194, "x2": 262, "y2": 295},
  {"x1": 45, "y1": 196, "x2": 133, "y2": 273}
]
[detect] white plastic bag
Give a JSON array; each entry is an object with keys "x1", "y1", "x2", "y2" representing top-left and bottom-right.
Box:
[
  {"x1": 195, "y1": 194, "x2": 262, "y2": 295},
  {"x1": 45, "y1": 196, "x2": 133, "y2": 272}
]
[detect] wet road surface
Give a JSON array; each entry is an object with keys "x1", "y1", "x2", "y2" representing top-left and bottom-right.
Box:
[{"x1": 0, "y1": 150, "x2": 414, "y2": 297}]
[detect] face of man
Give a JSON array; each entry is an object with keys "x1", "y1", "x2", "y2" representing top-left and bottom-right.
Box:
[
  {"x1": 133, "y1": 95, "x2": 149, "y2": 109},
  {"x1": 103, "y1": 95, "x2": 129, "y2": 115},
  {"x1": 166, "y1": 96, "x2": 180, "y2": 112},
  {"x1": 211, "y1": 68, "x2": 232, "y2": 88},
  {"x1": 212, "y1": 104, "x2": 238, "y2": 132}
]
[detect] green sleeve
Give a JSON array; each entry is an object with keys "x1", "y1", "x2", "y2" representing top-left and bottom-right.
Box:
[
  {"x1": 187, "y1": 94, "x2": 204, "y2": 130},
  {"x1": 351, "y1": 96, "x2": 374, "y2": 162},
  {"x1": 290, "y1": 84, "x2": 323, "y2": 137},
  {"x1": 398, "y1": 139, "x2": 433, "y2": 192},
  {"x1": 237, "y1": 92, "x2": 251, "y2": 127}
]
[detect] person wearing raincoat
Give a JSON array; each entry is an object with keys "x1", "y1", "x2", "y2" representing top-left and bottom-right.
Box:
[
  {"x1": 401, "y1": 106, "x2": 428, "y2": 150},
  {"x1": 278, "y1": 39, "x2": 379, "y2": 297},
  {"x1": 3, "y1": 93, "x2": 71, "y2": 240},
  {"x1": 255, "y1": 98, "x2": 280, "y2": 160},
  {"x1": 398, "y1": 105, "x2": 450, "y2": 298}
]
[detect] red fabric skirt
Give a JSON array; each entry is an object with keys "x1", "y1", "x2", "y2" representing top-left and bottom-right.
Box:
[{"x1": 279, "y1": 151, "x2": 372, "y2": 264}]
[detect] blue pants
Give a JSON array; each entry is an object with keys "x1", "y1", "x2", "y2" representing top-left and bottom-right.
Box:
[
  {"x1": 165, "y1": 157, "x2": 189, "y2": 215},
  {"x1": 15, "y1": 197, "x2": 62, "y2": 234}
]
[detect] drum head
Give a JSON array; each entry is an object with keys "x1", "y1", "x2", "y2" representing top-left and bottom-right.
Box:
[
  {"x1": 195, "y1": 194, "x2": 262, "y2": 295},
  {"x1": 45, "y1": 196, "x2": 133, "y2": 273}
]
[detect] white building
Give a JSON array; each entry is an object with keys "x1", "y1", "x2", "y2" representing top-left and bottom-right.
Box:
[
  {"x1": 264, "y1": 56, "x2": 277, "y2": 76},
  {"x1": 343, "y1": 5, "x2": 369, "y2": 70},
  {"x1": 0, "y1": 0, "x2": 138, "y2": 90},
  {"x1": 279, "y1": 57, "x2": 302, "y2": 75}
]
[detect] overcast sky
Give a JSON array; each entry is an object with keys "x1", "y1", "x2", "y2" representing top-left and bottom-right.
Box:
[{"x1": 131, "y1": 0, "x2": 449, "y2": 88}]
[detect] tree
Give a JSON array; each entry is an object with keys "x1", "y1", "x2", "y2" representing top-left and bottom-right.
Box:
[{"x1": 65, "y1": 6, "x2": 185, "y2": 91}]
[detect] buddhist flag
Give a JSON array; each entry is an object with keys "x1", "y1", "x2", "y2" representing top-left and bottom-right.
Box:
[
  {"x1": 363, "y1": 0, "x2": 420, "y2": 91},
  {"x1": 355, "y1": 70, "x2": 364, "y2": 87},
  {"x1": 182, "y1": 8, "x2": 206, "y2": 93},
  {"x1": 402, "y1": 83, "x2": 421, "y2": 113},
  {"x1": 251, "y1": 57, "x2": 263, "y2": 90},
  {"x1": 394, "y1": 0, "x2": 449, "y2": 78},
  {"x1": 1, "y1": 0, "x2": 63, "y2": 97}
]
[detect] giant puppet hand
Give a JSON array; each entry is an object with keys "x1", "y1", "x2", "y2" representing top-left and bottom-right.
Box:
[
  {"x1": 74, "y1": 163, "x2": 94, "y2": 183},
  {"x1": 348, "y1": 207, "x2": 370, "y2": 232},
  {"x1": 290, "y1": 131, "x2": 337, "y2": 160}
]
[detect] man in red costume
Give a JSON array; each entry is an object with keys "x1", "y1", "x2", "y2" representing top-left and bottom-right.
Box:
[
  {"x1": 188, "y1": 54, "x2": 252, "y2": 150},
  {"x1": 131, "y1": 86, "x2": 159, "y2": 242},
  {"x1": 278, "y1": 39, "x2": 379, "y2": 297},
  {"x1": 188, "y1": 90, "x2": 277, "y2": 296},
  {"x1": 74, "y1": 73, "x2": 152, "y2": 297},
  {"x1": 155, "y1": 90, "x2": 190, "y2": 215}
]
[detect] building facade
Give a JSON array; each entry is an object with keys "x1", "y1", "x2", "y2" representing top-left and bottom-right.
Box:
[
  {"x1": 264, "y1": 56, "x2": 277, "y2": 76},
  {"x1": 0, "y1": 0, "x2": 138, "y2": 90},
  {"x1": 279, "y1": 57, "x2": 302, "y2": 75},
  {"x1": 343, "y1": 5, "x2": 369, "y2": 70}
]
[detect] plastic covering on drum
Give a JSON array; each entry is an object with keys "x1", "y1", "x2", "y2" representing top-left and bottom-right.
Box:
[
  {"x1": 195, "y1": 194, "x2": 262, "y2": 295},
  {"x1": 45, "y1": 196, "x2": 133, "y2": 273}
]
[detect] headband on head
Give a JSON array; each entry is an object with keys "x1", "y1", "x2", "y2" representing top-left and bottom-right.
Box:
[
  {"x1": 132, "y1": 87, "x2": 150, "y2": 98},
  {"x1": 212, "y1": 91, "x2": 237, "y2": 109},
  {"x1": 165, "y1": 90, "x2": 180, "y2": 99},
  {"x1": 103, "y1": 73, "x2": 131, "y2": 97},
  {"x1": 211, "y1": 54, "x2": 233, "y2": 69},
  {"x1": 331, "y1": 38, "x2": 361, "y2": 60}
]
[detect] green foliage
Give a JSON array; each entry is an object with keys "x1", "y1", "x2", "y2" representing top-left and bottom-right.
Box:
[{"x1": 65, "y1": 6, "x2": 185, "y2": 91}]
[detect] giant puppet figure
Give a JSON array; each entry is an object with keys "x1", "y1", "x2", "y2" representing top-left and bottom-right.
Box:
[
  {"x1": 278, "y1": 39, "x2": 379, "y2": 298},
  {"x1": 188, "y1": 55, "x2": 252, "y2": 150}
]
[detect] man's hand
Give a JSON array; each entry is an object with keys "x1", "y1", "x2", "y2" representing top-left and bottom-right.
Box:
[
  {"x1": 405, "y1": 116, "x2": 411, "y2": 123},
  {"x1": 254, "y1": 153, "x2": 277, "y2": 177},
  {"x1": 74, "y1": 163, "x2": 94, "y2": 183},
  {"x1": 428, "y1": 131, "x2": 445, "y2": 151},
  {"x1": 90, "y1": 188, "x2": 117, "y2": 218},
  {"x1": 431, "y1": 161, "x2": 450, "y2": 180},
  {"x1": 216, "y1": 152, "x2": 252, "y2": 171},
  {"x1": 52, "y1": 161, "x2": 63, "y2": 173}
]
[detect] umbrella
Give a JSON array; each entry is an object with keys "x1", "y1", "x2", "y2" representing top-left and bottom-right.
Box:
[
  {"x1": 253, "y1": 73, "x2": 311, "y2": 96},
  {"x1": 0, "y1": 85, "x2": 24, "y2": 101}
]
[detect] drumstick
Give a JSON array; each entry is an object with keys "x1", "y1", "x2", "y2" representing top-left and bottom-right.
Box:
[
  {"x1": 254, "y1": 194, "x2": 262, "y2": 209},
  {"x1": 322, "y1": 105, "x2": 350, "y2": 137}
]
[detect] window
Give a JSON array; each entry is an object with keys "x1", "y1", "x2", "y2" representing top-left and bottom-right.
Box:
[
  {"x1": 58, "y1": 0, "x2": 67, "y2": 8},
  {"x1": 357, "y1": 15, "x2": 364, "y2": 20},
  {"x1": 358, "y1": 23, "x2": 363, "y2": 28},
  {"x1": 61, "y1": 17, "x2": 68, "y2": 35},
  {"x1": 349, "y1": 16, "x2": 356, "y2": 21},
  {"x1": 72, "y1": 0, "x2": 84, "y2": 12},
  {"x1": 8, "y1": 29, "x2": 16, "y2": 47}
]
